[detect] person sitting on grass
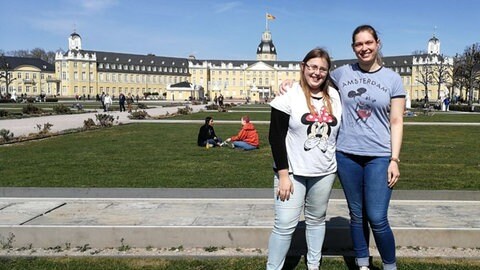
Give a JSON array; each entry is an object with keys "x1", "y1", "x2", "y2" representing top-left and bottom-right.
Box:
[
  {"x1": 197, "y1": 116, "x2": 223, "y2": 148},
  {"x1": 223, "y1": 115, "x2": 259, "y2": 151}
]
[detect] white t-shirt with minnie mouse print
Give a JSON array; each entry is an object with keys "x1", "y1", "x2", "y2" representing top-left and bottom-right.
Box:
[{"x1": 270, "y1": 83, "x2": 342, "y2": 177}]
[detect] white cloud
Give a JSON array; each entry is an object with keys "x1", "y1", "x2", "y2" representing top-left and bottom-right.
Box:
[{"x1": 213, "y1": 1, "x2": 242, "y2": 13}]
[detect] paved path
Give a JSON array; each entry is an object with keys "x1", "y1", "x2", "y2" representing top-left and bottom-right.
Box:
[
  {"x1": 0, "y1": 103, "x2": 207, "y2": 138},
  {"x1": 0, "y1": 188, "x2": 479, "y2": 250}
]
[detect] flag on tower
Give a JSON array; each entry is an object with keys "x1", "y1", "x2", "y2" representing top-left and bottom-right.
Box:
[{"x1": 266, "y1": 13, "x2": 276, "y2": 20}]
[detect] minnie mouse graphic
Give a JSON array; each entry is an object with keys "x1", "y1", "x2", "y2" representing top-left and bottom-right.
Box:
[{"x1": 301, "y1": 106, "x2": 338, "y2": 152}]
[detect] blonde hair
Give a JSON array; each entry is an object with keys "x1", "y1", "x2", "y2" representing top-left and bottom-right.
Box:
[{"x1": 299, "y1": 47, "x2": 333, "y2": 115}]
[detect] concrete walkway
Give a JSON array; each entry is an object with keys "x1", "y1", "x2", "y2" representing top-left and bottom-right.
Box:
[
  {"x1": 0, "y1": 188, "x2": 479, "y2": 251},
  {"x1": 0, "y1": 102, "x2": 207, "y2": 138}
]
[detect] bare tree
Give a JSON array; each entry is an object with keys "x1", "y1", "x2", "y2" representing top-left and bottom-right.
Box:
[
  {"x1": 452, "y1": 54, "x2": 468, "y2": 102},
  {"x1": 0, "y1": 54, "x2": 16, "y2": 96},
  {"x1": 6, "y1": 48, "x2": 58, "y2": 64},
  {"x1": 456, "y1": 43, "x2": 480, "y2": 107},
  {"x1": 416, "y1": 63, "x2": 434, "y2": 106},
  {"x1": 431, "y1": 54, "x2": 452, "y2": 98}
]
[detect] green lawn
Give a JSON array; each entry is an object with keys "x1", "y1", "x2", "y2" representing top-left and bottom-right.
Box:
[
  {"x1": 1, "y1": 122, "x2": 479, "y2": 190},
  {"x1": 0, "y1": 257, "x2": 479, "y2": 270}
]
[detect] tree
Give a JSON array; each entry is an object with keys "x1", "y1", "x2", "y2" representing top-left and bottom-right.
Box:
[
  {"x1": 455, "y1": 43, "x2": 480, "y2": 106},
  {"x1": 431, "y1": 54, "x2": 452, "y2": 99},
  {"x1": 0, "y1": 54, "x2": 16, "y2": 96},
  {"x1": 6, "y1": 48, "x2": 58, "y2": 64},
  {"x1": 416, "y1": 62, "x2": 434, "y2": 105},
  {"x1": 453, "y1": 54, "x2": 468, "y2": 101}
]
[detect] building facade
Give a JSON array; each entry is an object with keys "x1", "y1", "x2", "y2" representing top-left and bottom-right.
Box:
[
  {"x1": 54, "y1": 32, "x2": 190, "y2": 99},
  {"x1": 3, "y1": 29, "x2": 472, "y2": 103},
  {"x1": 0, "y1": 56, "x2": 56, "y2": 98}
]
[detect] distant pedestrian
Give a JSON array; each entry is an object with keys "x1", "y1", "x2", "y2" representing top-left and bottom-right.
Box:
[
  {"x1": 100, "y1": 92, "x2": 106, "y2": 111},
  {"x1": 119, "y1": 93, "x2": 126, "y2": 112},
  {"x1": 104, "y1": 93, "x2": 112, "y2": 112},
  {"x1": 127, "y1": 93, "x2": 134, "y2": 113}
]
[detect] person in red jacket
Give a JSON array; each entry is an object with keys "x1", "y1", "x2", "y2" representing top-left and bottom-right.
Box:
[{"x1": 224, "y1": 115, "x2": 259, "y2": 150}]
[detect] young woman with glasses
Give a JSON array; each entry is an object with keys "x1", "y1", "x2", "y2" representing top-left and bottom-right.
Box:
[{"x1": 266, "y1": 47, "x2": 342, "y2": 270}]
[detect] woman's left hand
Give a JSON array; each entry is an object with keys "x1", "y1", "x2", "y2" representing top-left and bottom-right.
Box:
[{"x1": 387, "y1": 161, "x2": 400, "y2": 188}]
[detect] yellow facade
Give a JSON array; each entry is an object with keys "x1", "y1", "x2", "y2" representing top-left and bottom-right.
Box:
[
  {"x1": 0, "y1": 57, "x2": 56, "y2": 97},
  {"x1": 5, "y1": 31, "x2": 476, "y2": 104}
]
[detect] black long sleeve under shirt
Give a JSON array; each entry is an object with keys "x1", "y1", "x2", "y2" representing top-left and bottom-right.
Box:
[{"x1": 269, "y1": 107, "x2": 290, "y2": 171}]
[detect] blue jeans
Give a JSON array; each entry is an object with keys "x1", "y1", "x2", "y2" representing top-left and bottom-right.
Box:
[
  {"x1": 205, "y1": 138, "x2": 222, "y2": 146},
  {"x1": 232, "y1": 141, "x2": 257, "y2": 150},
  {"x1": 266, "y1": 173, "x2": 335, "y2": 270},
  {"x1": 336, "y1": 151, "x2": 396, "y2": 269}
]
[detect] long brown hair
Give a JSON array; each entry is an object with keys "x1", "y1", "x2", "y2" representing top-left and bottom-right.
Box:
[{"x1": 299, "y1": 47, "x2": 333, "y2": 115}]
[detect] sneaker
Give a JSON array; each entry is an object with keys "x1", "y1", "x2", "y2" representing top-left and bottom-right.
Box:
[
  {"x1": 219, "y1": 141, "x2": 228, "y2": 147},
  {"x1": 205, "y1": 143, "x2": 213, "y2": 149},
  {"x1": 359, "y1": 266, "x2": 370, "y2": 270},
  {"x1": 230, "y1": 143, "x2": 235, "y2": 149}
]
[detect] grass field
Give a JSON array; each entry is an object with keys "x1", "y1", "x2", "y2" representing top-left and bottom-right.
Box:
[
  {"x1": 0, "y1": 256, "x2": 479, "y2": 270},
  {"x1": 1, "y1": 121, "x2": 479, "y2": 190}
]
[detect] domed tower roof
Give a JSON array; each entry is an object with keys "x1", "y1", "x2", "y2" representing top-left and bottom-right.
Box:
[
  {"x1": 68, "y1": 31, "x2": 83, "y2": 51},
  {"x1": 70, "y1": 31, "x2": 81, "y2": 39},
  {"x1": 256, "y1": 30, "x2": 277, "y2": 61},
  {"x1": 257, "y1": 40, "x2": 277, "y2": 55},
  {"x1": 427, "y1": 34, "x2": 440, "y2": 55}
]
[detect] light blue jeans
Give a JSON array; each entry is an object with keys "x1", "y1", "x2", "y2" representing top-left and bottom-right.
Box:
[
  {"x1": 336, "y1": 151, "x2": 397, "y2": 270},
  {"x1": 266, "y1": 173, "x2": 336, "y2": 270},
  {"x1": 232, "y1": 141, "x2": 257, "y2": 150}
]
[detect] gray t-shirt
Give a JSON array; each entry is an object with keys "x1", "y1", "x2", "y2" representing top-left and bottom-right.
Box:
[
  {"x1": 330, "y1": 63, "x2": 405, "y2": 156},
  {"x1": 270, "y1": 83, "x2": 342, "y2": 177}
]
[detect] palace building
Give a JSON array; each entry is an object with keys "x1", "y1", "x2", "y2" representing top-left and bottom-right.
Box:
[{"x1": 3, "y1": 27, "x2": 469, "y2": 103}]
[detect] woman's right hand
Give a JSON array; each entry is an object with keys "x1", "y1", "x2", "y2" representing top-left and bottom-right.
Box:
[
  {"x1": 279, "y1": 80, "x2": 294, "y2": 95},
  {"x1": 277, "y1": 171, "x2": 294, "y2": 201}
]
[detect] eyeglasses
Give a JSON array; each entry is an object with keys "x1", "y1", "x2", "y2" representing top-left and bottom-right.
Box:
[{"x1": 304, "y1": 63, "x2": 329, "y2": 74}]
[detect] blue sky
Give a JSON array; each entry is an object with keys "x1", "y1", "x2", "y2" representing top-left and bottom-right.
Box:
[{"x1": 1, "y1": 0, "x2": 479, "y2": 61}]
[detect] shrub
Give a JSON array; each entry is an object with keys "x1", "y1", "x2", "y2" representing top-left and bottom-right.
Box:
[
  {"x1": 137, "y1": 103, "x2": 148, "y2": 109},
  {"x1": 177, "y1": 106, "x2": 192, "y2": 115},
  {"x1": 53, "y1": 104, "x2": 71, "y2": 114},
  {"x1": 95, "y1": 114, "x2": 115, "y2": 127},
  {"x1": 35, "y1": 123, "x2": 53, "y2": 135},
  {"x1": 0, "y1": 99, "x2": 16, "y2": 103},
  {"x1": 129, "y1": 110, "x2": 149, "y2": 119},
  {"x1": 449, "y1": 104, "x2": 480, "y2": 112},
  {"x1": 0, "y1": 129, "x2": 14, "y2": 142},
  {"x1": 22, "y1": 104, "x2": 43, "y2": 114},
  {"x1": 0, "y1": 110, "x2": 8, "y2": 117},
  {"x1": 205, "y1": 104, "x2": 219, "y2": 110},
  {"x1": 83, "y1": 118, "x2": 96, "y2": 130}
]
